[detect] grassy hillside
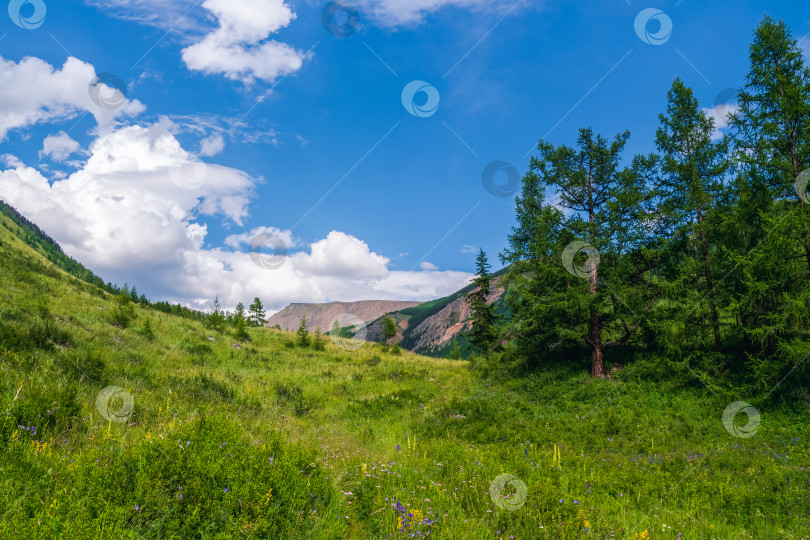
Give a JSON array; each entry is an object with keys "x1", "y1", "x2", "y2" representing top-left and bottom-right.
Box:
[{"x1": 0, "y1": 209, "x2": 808, "y2": 539}]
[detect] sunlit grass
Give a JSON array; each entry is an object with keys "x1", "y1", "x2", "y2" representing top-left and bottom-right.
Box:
[{"x1": 0, "y1": 214, "x2": 808, "y2": 539}]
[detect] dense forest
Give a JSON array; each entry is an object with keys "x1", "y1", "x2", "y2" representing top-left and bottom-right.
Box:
[{"x1": 470, "y1": 16, "x2": 809, "y2": 403}]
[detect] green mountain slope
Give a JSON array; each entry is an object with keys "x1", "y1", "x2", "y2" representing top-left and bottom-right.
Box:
[{"x1": 0, "y1": 206, "x2": 806, "y2": 539}]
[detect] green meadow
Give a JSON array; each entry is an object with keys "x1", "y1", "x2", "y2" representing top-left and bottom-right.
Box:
[{"x1": 1, "y1": 206, "x2": 808, "y2": 539}]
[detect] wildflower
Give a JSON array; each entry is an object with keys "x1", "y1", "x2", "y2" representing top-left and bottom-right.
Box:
[{"x1": 134, "y1": 505, "x2": 140, "y2": 511}]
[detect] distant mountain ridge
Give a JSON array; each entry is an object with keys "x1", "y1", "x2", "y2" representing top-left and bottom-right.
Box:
[
  {"x1": 265, "y1": 300, "x2": 422, "y2": 332},
  {"x1": 365, "y1": 269, "x2": 508, "y2": 357},
  {"x1": 268, "y1": 266, "x2": 509, "y2": 358}
]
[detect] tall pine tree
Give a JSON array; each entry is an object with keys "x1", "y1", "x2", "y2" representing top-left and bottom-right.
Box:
[
  {"x1": 655, "y1": 78, "x2": 728, "y2": 352},
  {"x1": 466, "y1": 249, "x2": 499, "y2": 355}
]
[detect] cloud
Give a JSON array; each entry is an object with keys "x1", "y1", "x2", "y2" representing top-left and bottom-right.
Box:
[
  {"x1": 703, "y1": 103, "x2": 739, "y2": 141},
  {"x1": 355, "y1": 0, "x2": 524, "y2": 26},
  {"x1": 0, "y1": 55, "x2": 145, "y2": 141},
  {"x1": 460, "y1": 245, "x2": 476, "y2": 254},
  {"x1": 224, "y1": 226, "x2": 295, "y2": 250},
  {"x1": 0, "y1": 119, "x2": 471, "y2": 312},
  {"x1": 40, "y1": 132, "x2": 82, "y2": 162},
  {"x1": 83, "y1": 0, "x2": 206, "y2": 36},
  {"x1": 199, "y1": 133, "x2": 225, "y2": 156},
  {"x1": 420, "y1": 261, "x2": 438, "y2": 271},
  {"x1": 180, "y1": 0, "x2": 307, "y2": 83},
  {"x1": 1, "y1": 154, "x2": 25, "y2": 168}
]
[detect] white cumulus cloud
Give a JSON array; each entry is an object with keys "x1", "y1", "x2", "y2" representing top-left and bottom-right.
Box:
[
  {"x1": 40, "y1": 132, "x2": 82, "y2": 162},
  {"x1": 0, "y1": 55, "x2": 145, "y2": 141},
  {"x1": 0, "y1": 121, "x2": 471, "y2": 312},
  {"x1": 180, "y1": 0, "x2": 307, "y2": 83},
  {"x1": 199, "y1": 133, "x2": 225, "y2": 156},
  {"x1": 703, "y1": 103, "x2": 739, "y2": 141}
]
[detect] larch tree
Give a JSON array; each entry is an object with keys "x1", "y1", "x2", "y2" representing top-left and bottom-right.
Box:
[{"x1": 655, "y1": 78, "x2": 728, "y2": 352}]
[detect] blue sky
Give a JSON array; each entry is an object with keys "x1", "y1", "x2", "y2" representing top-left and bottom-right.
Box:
[{"x1": 1, "y1": 0, "x2": 808, "y2": 312}]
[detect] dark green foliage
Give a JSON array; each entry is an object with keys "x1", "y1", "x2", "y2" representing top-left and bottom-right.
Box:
[
  {"x1": 140, "y1": 317, "x2": 156, "y2": 341},
  {"x1": 365, "y1": 355, "x2": 381, "y2": 367},
  {"x1": 348, "y1": 389, "x2": 421, "y2": 418},
  {"x1": 295, "y1": 316, "x2": 310, "y2": 348},
  {"x1": 186, "y1": 374, "x2": 234, "y2": 402},
  {"x1": 248, "y1": 297, "x2": 266, "y2": 327},
  {"x1": 503, "y1": 128, "x2": 659, "y2": 378},
  {"x1": 466, "y1": 249, "x2": 500, "y2": 355},
  {"x1": 448, "y1": 338, "x2": 462, "y2": 360},
  {"x1": 232, "y1": 303, "x2": 251, "y2": 343},
  {"x1": 204, "y1": 297, "x2": 226, "y2": 333},
  {"x1": 275, "y1": 384, "x2": 313, "y2": 415},
  {"x1": 111, "y1": 291, "x2": 137, "y2": 329},
  {"x1": 496, "y1": 16, "x2": 810, "y2": 400},
  {"x1": 655, "y1": 78, "x2": 728, "y2": 353},
  {"x1": 312, "y1": 327, "x2": 325, "y2": 351},
  {"x1": 381, "y1": 315, "x2": 397, "y2": 341}
]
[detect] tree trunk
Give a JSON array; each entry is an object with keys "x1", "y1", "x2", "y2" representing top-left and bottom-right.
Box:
[
  {"x1": 588, "y1": 254, "x2": 606, "y2": 378},
  {"x1": 591, "y1": 339, "x2": 606, "y2": 378}
]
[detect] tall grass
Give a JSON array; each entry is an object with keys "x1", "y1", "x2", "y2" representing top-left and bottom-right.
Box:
[{"x1": 0, "y1": 214, "x2": 808, "y2": 539}]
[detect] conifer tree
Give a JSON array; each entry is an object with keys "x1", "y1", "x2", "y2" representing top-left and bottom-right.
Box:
[
  {"x1": 466, "y1": 249, "x2": 499, "y2": 355},
  {"x1": 655, "y1": 78, "x2": 728, "y2": 351},
  {"x1": 382, "y1": 315, "x2": 397, "y2": 342},
  {"x1": 296, "y1": 315, "x2": 311, "y2": 347},
  {"x1": 248, "y1": 297, "x2": 266, "y2": 327}
]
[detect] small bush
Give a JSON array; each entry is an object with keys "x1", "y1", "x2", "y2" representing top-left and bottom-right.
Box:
[
  {"x1": 366, "y1": 355, "x2": 381, "y2": 367},
  {"x1": 111, "y1": 292, "x2": 137, "y2": 328},
  {"x1": 275, "y1": 384, "x2": 313, "y2": 416}
]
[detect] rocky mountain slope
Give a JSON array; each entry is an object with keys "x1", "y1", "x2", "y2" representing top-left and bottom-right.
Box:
[
  {"x1": 364, "y1": 273, "x2": 507, "y2": 357},
  {"x1": 265, "y1": 300, "x2": 421, "y2": 332}
]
